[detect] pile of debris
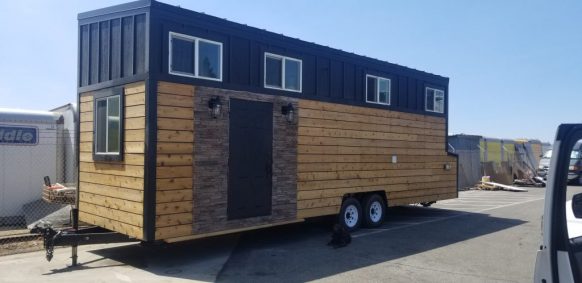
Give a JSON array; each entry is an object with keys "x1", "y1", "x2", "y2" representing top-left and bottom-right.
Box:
[
  {"x1": 42, "y1": 184, "x2": 76, "y2": 205},
  {"x1": 476, "y1": 176, "x2": 528, "y2": 192},
  {"x1": 513, "y1": 177, "x2": 546, "y2": 187}
]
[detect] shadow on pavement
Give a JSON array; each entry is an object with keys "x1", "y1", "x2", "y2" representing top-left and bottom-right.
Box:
[
  {"x1": 218, "y1": 206, "x2": 526, "y2": 282},
  {"x1": 41, "y1": 206, "x2": 525, "y2": 282}
]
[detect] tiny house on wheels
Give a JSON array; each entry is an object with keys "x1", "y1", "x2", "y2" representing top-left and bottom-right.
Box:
[{"x1": 74, "y1": 0, "x2": 458, "y2": 244}]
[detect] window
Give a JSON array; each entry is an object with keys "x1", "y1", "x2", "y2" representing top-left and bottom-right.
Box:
[
  {"x1": 264, "y1": 53, "x2": 302, "y2": 92},
  {"x1": 169, "y1": 32, "x2": 222, "y2": 81},
  {"x1": 93, "y1": 88, "x2": 123, "y2": 161},
  {"x1": 365, "y1": 75, "x2": 391, "y2": 105},
  {"x1": 425, "y1": 87, "x2": 445, "y2": 113}
]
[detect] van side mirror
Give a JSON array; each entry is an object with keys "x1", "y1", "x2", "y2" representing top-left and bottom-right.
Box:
[{"x1": 573, "y1": 193, "x2": 582, "y2": 218}]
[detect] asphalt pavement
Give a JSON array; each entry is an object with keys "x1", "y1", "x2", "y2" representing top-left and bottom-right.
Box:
[{"x1": 1, "y1": 187, "x2": 573, "y2": 283}]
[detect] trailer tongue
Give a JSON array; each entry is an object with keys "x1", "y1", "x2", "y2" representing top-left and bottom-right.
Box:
[{"x1": 30, "y1": 209, "x2": 136, "y2": 265}]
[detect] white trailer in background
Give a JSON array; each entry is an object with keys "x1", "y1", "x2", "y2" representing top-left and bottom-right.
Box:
[
  {"x1": 0, "y1": 105, "x2": 76, "y2": 225},
  {"x1": 50, "y1": 104, "x2": 78, "y2": 186}
]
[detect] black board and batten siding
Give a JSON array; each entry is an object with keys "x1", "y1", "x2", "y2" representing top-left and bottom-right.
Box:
[
  {"x1": 148, "y1": 1, "x2": 448, "y2": 116},
  {"x1": 78, "y1": 0, "x2": 449, "y2": 117},
  {"x1": 78, "y1": 11, "x2": 147, "y2": 88}
]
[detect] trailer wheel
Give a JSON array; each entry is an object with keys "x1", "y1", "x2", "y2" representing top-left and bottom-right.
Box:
[
  {"x1": 339, "y1": 197, "x2": 362, "y2": 232},
  {"x1": 363, "y1": 194, "x2": 385, "y2": 228}
]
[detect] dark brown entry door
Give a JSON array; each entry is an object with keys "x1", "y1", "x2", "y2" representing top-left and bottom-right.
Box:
[{"x1": 227, "y1": 98, "x2": 273, "y2": 220}]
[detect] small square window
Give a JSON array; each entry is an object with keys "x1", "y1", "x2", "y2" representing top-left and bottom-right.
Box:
[
  {"x1": 169, "y1": 32, "x2": 222, "y2": 81},
  {"x1": 365, "y1": 75, "x2": 391, "y2": 105},
  {"x1": 425, "y1": 87, "x2": 445, "y2": 113},
  {"x1": 93, "y1": 88, "x2": 124, "y2": 161},
  {"x1": 264, "y1": 53, "x2": 302, "y2": 92}
]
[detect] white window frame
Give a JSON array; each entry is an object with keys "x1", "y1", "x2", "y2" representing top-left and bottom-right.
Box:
[
  {"x1": 365, "y1": 74, "x2": 391, "y2": 105},
  {"x1": 168, "y1": 32, "x2": 223, "y2": 82},
  {"x1": 264, "y1": 52, "x2": 302, "y2": 93},
  {"x1": 425, "y1": 87, "x2": 445, "y2": 113},
  {"x1": 95, "y1": 95, "x2": 121, "y2": 155}
]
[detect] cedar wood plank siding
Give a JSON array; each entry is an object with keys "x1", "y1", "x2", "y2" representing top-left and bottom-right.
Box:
[
  {"x1": 78, "y1": 82, "x2": 146, "y2": 239},
  {"x1": 155, "y1": 82, "x2": 195, "y2": 240},
  {"x1": 149, "y1": 82, "x2": 456, "y2": 242},
  {"x1": 296, "y1": 100, "x2": 457, "y2": 218}
]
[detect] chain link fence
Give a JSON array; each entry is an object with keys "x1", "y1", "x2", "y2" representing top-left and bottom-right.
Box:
[{"x1": 0, "y1": 107, "x2": 77, "y2": 256}]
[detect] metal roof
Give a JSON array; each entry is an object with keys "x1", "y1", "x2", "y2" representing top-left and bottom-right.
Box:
[{"x1": 0, "y1": 108, "x2": 59, "y2": 124}]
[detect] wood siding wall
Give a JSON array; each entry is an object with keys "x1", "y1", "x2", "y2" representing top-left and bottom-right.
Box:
[
  {"x1": 154, "y1": 82, "x2": 195, "y2": 240},
  {"x1": 78, "y1": 82, "x2": 146, "y2": 239},
  {"x1": 296, "y1": 100, "x2": 457, "y2": 219}
]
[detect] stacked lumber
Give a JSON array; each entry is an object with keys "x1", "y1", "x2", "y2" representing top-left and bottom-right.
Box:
[
  {"x1": 42, "y1": 183, "x2": 76, "y2": 204},
  {"x1": 476, "y1": 181, "x2": 528, "y2": 192}
]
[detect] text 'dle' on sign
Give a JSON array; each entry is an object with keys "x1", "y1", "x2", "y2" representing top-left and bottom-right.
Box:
[{"x1": 0, "y1": 125, "x2": 38, "y2": 145}]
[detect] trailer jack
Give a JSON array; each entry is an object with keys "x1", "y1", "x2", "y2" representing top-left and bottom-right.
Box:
[
  {"x1": 30, "y1": 222, "x2": 136, "y2": 266},
  {"x1": 420, "y1": 201, "x2": 436, "y2": 207}
]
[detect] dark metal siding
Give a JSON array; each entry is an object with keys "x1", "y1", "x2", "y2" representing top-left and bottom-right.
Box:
[
  {"x1": 78, "y1": 1, "x2": 448, "y2": 116},
  {"x1": 229, "y1": 36, "x2": 251, "y2": 86},
  {"x1": 89, "y1": 23, "x2": 99, "y2": 84},
  {"x1": 135, "y1": 14, "x2": 147, "y2": 74},
  {"x1": 99, "y1": 21, "x2": 110, "y2": 82},
  {"x1": 111, "y1": 19, "x2": 122, "y2": 80},
  {"x1": 149, "y1": 3, "x2": 448, "y2": 116},
  {"x1": 78, "y1": 12, "x2": 147, "y2": 88},
  {"x1": 80, "y1": 25, "x2": 90, "y2": 86},
  {"x1": 121, "y1": 16, "x2": 134, "y2": 77}
]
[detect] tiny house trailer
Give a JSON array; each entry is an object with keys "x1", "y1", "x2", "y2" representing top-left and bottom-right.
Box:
[{"x1": 69, "y1": 0, "x2": 457, "y2": 245}]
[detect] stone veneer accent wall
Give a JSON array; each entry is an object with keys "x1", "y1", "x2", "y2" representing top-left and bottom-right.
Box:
[{"x1": 192, "y1": 86, "x2": 298, "y2": 234}]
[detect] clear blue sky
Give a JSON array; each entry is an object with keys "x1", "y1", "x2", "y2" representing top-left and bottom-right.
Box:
[{"x1": 1, "y1": 0, "x2": 580, "y2": 142}]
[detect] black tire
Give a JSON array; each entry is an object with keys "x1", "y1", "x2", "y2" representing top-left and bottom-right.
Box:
[
  {"x1": 362, "y1": 194, "x2": 386, "y2": 228},
  {"x1": 338, "y1": 197, "x2": 362, "y2": 232}
]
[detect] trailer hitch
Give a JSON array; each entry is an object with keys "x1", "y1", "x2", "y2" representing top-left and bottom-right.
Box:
[
  {"x1": 30, "y1": 221, "x2": 59, "y2": 261},
  {"x1": 30, "y1": 222, "x2": 136, "y2": 265}
]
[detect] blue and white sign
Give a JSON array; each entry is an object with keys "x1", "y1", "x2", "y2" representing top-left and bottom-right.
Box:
[{"x1": 0, "y1": 125, "x2": 38, "y2": 145}]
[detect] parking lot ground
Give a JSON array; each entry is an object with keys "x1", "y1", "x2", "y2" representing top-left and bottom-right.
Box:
[{"x1": 0, "y1": 187, "x2": 564, "y2": 283}]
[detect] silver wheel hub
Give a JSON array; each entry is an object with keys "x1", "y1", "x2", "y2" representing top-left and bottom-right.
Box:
[
  {"x1": 344, "y1": 204, "x2": 359, "y2": 228},
  {"x1": 369, "y1": 201, "x2": 382, "y2": 223}
]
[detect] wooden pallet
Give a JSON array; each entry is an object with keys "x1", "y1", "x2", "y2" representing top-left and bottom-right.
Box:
[{"x1": 42, "y1": 184, "x2": 76, "y2": 205}]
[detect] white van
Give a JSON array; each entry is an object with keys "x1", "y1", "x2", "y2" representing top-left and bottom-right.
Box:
[{"x1": 534, "y1": 124, "x2": 582, "y2": 282}]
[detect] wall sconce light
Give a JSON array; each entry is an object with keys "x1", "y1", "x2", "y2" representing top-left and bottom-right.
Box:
[
  {"x1": 281, "y1": 103, "x2": 294, "y2": 123},
  {"x1": 208, "y1": 96, "x2": 222, "y2": 119},
  {"x1": 444, "y1": 163, "x2": 452, "y2": 171}
]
